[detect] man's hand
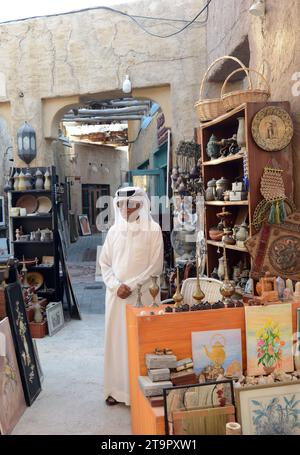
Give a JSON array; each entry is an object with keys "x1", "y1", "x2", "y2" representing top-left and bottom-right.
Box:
[{"x1": 117, "y1": 284, "x2": 132, "y2": 299}]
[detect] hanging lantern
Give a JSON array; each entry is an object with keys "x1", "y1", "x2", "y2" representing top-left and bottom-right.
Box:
[{"x1": 17, "y1": 121, "x2": 37, "y2": 164}]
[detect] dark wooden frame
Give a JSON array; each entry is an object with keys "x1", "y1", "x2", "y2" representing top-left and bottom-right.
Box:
[
  {"x1": 197, "y1": 102, "x2": 294, "y2": 279},
  {"x1": 163, "y1": 379, "x2": 235, "y2": 435},
  {"x1": 5, "y1": 282, "x2": 41, "y2": 405}
]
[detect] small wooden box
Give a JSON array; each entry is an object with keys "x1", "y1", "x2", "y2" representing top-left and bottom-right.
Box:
[
  {"x1": 145, "y1": 354, "x2": 177, "y2": 370},
  {"x1": 29, "y1": 320, "x2": 48, "y2": 338},
  {"x1": 138, "y1": 376, "x2": 172, "y2": 397},
  {"x1": 148, "y1": 368, "x2": 170, "y2": 382},
  {"x1": 170, "y1": 369, "x2": 198, "y2": 386}
]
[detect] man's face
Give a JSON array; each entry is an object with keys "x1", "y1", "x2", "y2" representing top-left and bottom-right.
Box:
[{"x1": 117, "y1": 200, "x2": 141, "y2": 222}]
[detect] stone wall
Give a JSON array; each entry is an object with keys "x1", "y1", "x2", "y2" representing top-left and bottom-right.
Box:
[
  {"x1": 57, "y1": 142, "x2": 128, "y2": 217},
  {"x1": 0, "y1": 0, "x2": 207, "y2": 181},
  {"x1": 206, "y1": 0, "x2": 300, "y2": 206}
]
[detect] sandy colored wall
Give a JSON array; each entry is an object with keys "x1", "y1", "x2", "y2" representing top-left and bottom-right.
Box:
[
  {"x1": 206, "y1": 0, "x2": 300, "y2": 207},
  {"x1": 0, "y1": 0, "x2": 206, "y2": 176},
  {"x1": 58, "y1": 143, "x2": 128, "y2": 217}
]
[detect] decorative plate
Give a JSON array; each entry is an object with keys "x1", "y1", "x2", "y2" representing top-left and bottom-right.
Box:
[
  {"x1": 16, "y1": 195, "x2": 38, "y2": 214},
  {"x1": 251, "y1": 106, "x2": 294, "y2": 151},
  {"x1": 26, "y1": 272, "x2": 44, "y2": 290},
  {"x1": 37, "y1": 196, "x2": 52, "y2": 213}
]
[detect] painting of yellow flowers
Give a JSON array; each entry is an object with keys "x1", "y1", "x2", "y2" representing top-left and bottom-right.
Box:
[{"x1": 245, "y1": 304, "x2": 294, "y2": 376}]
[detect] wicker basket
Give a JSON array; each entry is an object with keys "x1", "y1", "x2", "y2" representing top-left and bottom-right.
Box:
[
  {"x1": 221, "y1": 67, "x2": 270, "y2": 112},
  {"x1": 194, "y1": 55, "x2": 249, "y2": 122}
]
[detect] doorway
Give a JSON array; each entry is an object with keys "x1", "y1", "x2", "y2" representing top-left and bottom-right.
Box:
[{"x1": 82, "y1": 184, "x2": 110, "y2": 232}]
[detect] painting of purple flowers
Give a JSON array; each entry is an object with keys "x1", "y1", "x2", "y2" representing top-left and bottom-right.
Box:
[{"x1": 236, "y1": 382, "x2": 300, "y2": 435}]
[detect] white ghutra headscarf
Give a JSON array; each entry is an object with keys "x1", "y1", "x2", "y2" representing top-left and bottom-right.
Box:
[{"x1": 113, "y1": 186, "x2": 152, "y2": 231}]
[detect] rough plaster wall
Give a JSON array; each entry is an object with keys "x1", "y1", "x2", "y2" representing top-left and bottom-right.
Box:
[
  {"x1": 128, "y1": 112, "x2": 159, "y2": 169},
  {"x1": 206, "y1": 0, "x2": 300, "y2": 207},
  {"x1": 0, "y1": 0, "x2": 206, "y2": 170},
  {"x1": 0, "y1": 117, "x2": 13, "y2": 192},
  {"x1": 62, "y1": 143, "x2": 128, "y2": 216}
]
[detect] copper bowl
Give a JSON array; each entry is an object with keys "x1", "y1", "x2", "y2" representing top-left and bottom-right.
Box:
[{"x1": 209, "y1": 228, "x2": 224, "y2": 241}]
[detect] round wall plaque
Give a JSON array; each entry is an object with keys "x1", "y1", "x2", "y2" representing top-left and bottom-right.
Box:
[{"x1": 251, "y1": 106, "x2": 294, "y2": 151}]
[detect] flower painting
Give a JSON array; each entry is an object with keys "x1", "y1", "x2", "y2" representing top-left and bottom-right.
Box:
[
  {"x1": 236, "y1": 382, "x2": 300, "y2": 435},
  {"x1": 245, "y1": 304, "x2": 293, "y2": 376}
]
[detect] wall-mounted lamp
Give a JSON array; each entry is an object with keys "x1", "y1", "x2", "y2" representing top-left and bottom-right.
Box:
[
  {"x1": 89, "y1": 162, "x2": 110, "y2": 174},
  {"x1": 17, "y1": 121, "x2": 37, "y2": 164},
  {"x1": 122, "y1": 75, "x2": 132, "y2": 94},
  {"x1": 249, "y1": 0, "x2": 265, "y2": 17}
]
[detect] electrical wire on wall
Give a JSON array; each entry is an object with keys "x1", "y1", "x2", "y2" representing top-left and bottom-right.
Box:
[{"x1": 0, "y1": 1, "x2": 213, "y2": 38}]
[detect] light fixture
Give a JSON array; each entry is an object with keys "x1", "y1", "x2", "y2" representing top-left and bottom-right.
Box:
[
  {"x1": 89, "y1": 162, "x2": 109, "y2": 174},
  {"x1": 249, "y1": 0, "x2": 265, "y2": 17},
  {"x1": 17, "y1": 121, "x2": 37, "y2": 164},
  {"x1": 122, "y1": 75, "x2": 132, "y2": 94}
]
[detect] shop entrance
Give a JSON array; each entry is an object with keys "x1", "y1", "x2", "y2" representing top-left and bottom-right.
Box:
[{"x1": 82, "y1": 184, "x2": 110, "y2": 232}]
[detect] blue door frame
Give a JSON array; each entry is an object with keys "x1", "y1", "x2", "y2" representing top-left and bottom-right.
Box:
[{"x1": 128, "y1": 169, "x2": 165, "y2": 197}]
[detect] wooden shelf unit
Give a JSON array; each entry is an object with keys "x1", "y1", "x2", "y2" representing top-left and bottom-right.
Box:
[
  {"x1": 8, "y1": 166, "x2": 61, "y2": 301},
  {"x1": 198, "y1": 102, "x2": 294, "y2": 278}
]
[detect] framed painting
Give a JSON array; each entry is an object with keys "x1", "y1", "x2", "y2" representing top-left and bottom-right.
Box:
[
  {"x1": 78, "y1": 214, "x2": 91, "y2": 236},
  {"x1": 163, "y1": 380, "x2": 235, "y2": 435},
  {"x1": 245, "y1": 304, "x2": 294, "y2": 376},
  {"x1": 0, "y1": 317, "x2": 27, "y2": 434},
  {"x1": 236, "y1": 381, "x2": 300, "y2": 435},
  {"x1": 192, "y1": 329, "x2": 243, "y2": 378},
  {"x1": 5, "y1": 283, "x2": 41, "y2": 406},
  {"x1": 46, "y1": 301, "x2": 64, "y2": 336}
]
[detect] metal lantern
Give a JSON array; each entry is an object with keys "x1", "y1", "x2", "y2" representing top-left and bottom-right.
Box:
[{"x1": 17, "y1": 121, "x2": 37, "y2": 164}]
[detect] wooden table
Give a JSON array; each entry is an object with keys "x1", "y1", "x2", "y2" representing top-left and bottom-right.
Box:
[{"x1": 127, "y1": 303, "x2": 300, "y2": 435}]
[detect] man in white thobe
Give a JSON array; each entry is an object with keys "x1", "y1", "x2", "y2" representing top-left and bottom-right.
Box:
[{"x1": 99, "y1": 187, "x2": 164, "y2": 406}]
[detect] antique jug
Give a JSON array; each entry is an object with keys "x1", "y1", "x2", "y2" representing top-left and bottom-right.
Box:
[
  {"x1": 25, "y1": 170, "x2": 32, "y2": 189},
  {"x1": 18, "y1": 170, "x2": 27, "y2": 191},
  {"x1": 216, "y1": 177, "x2": 230, "y2": 201},
  {"x1": 44, "y1": 168, "x2": 51, "y2": 190},
  {"x1": 205, "y1": 178, "x2": 217, "y2": 201},
  {"x1": 206, "y1": 134, "x2": 220, "y2": 160},
  {"x1": 35, "y1": 168, "x2": 44, "y2": 190},
  {"x1": 222, "y1": 228, "x2": 236, "y2": 245},
  {"x1": 234, "y1": 222, "x2": 249, "y2": 243},
  {"x1": 218, "y1": 256, "x2": 225, "y2": 280},
  {"x1": 34, "y1": 303, "x2": 43, "y2": 323}
]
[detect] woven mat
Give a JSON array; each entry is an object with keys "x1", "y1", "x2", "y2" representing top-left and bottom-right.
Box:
[{"x1": 246, "y1": 212, "x2": 300, "y2": 280}]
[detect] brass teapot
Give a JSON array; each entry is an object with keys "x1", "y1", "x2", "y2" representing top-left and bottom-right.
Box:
[{"x1": 203, "y1": 334, "x2": 226, "y2": 367}]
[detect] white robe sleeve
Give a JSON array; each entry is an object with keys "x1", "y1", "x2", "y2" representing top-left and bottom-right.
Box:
[
  {"x1": 99, "y1": 230, "x2": 121, "y2": 291},
  {"x1": 124, "y1": 226, "x2": 164, "y2": 291}
]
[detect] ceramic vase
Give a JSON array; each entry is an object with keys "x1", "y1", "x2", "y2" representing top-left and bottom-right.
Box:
[
  {"x1": 237, "y1": 117, "x2": 246, "y2": 154},
  {"x1": 34, "y1": 303, "x2": 43, "y2": 323},
  {"x1": 25, "y1": 170, "x2": 32, "y2": 189},
  {"x1": 13, "y1": 170, "x2": 20, "y2": 190},
  {"x1": 18, "y1": 170, "x2": 27, "y2": 191},
  {"x1": 35, "y1": 168, "x2": 44, "y2": 189},
  {"x1": 44, "y1": 168, "x2": 51, "y2": 190}
]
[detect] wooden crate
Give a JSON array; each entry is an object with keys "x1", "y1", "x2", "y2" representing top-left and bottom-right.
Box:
[{"x1": 127, "y1": 302, "x2": 300, "y2": 435}]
